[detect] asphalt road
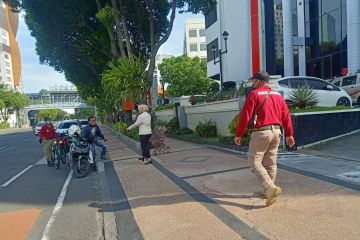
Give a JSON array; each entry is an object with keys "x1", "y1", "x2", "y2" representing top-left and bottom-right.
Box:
[{"x1": 0, "y1": 129, "x2": 103, "y2": 240}]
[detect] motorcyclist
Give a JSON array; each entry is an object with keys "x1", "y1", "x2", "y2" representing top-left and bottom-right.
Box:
[
  {"x1": 39, "y1": 118, "x2": 56, "y2": 167},
  {"x1": 81, "y1": 116, "x2": 108, "y2": 160}
]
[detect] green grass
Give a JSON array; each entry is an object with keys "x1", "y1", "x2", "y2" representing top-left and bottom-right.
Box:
[{"x1": 290, "y1": 106, "x2": 350, "y2": 113}]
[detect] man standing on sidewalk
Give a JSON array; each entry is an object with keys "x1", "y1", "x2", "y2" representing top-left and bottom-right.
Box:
[
  {"x1": 234, "y1": 71, "x2": 295, "y2": 207},
  {"x1": 39, "y1": 118, "x2": 56, "y2": 167}
]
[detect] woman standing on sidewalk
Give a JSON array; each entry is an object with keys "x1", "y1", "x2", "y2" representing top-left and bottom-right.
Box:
[{"x1": 127, "y1": 105, "x2": 152, "y2": 165}]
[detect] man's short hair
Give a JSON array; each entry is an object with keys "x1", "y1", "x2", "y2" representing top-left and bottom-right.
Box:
[
  {"x1": 88, "y1": 116, "x2": 96, "y2": 121},
  {"x1": 253, "y1": 71, "x2": 270, "y2": 82}
]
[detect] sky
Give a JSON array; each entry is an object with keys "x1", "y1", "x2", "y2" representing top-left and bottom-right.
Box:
[{"x1": 18, "y1": 12, "x2": 202, "y2": 93}]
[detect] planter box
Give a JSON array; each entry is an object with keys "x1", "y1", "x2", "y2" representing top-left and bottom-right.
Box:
[
  {"x1": 292, "y1": 109, "x2": 360, "y2": 146},
  {"x1": 183, "y1": 98, "x2": 244, "y2": 136},
  {"x1": 155, "y1": 109, "x2": 175, "y2": 122},
  {"x1": 105, "y1": 126, "x2": 141, "y2": 154}
]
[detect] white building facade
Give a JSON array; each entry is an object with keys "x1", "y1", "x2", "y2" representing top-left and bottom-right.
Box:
[
  {"x1": 183, "y1": 19, "x2": 207, "y2": 60},
  {"x1": 205, "y1": 0, "x2": 360, "y2": 85}
]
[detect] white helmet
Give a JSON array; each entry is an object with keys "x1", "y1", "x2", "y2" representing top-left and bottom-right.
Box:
[{"x1": 68, "y1": 124, "x2": 80, "y2": 136}]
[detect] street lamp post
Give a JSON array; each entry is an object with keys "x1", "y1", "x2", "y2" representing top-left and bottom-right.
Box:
[{"x1": 212, "y1": 31, "x2": 230, "y2": 90}]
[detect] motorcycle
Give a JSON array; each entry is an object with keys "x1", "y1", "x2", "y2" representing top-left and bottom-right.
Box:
[{"x1": 69, "y1": 134, "x2": 94, "y2": 178}]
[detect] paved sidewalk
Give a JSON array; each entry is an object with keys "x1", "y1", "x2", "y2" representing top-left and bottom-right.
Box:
[{"x1": 101, "y1": 127, "x2": 360, "y2": 240}]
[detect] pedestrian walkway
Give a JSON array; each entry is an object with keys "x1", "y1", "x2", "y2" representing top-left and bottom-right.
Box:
[{"x1": 101, "y1": 127, "x2": 360, "y2": 240}]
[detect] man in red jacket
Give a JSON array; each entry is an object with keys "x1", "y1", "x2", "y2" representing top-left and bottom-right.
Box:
[
  {"x1": 234, "y1": 71, "x2": 295, "y2": 207},
  {"x1": 39, "y1": 118, "x2": 56, "y2": 167}
]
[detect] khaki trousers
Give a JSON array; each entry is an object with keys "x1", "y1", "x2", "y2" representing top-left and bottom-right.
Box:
[
  {"x1": 43, "y1": 139, "x2": 53, "y2": 161},
  {"x1": 248, "y1": 128, "x2": 282, "y2": 190}
]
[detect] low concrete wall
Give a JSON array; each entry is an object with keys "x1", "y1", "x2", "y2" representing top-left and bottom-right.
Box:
[
  {"x1": 292, "y1": 109, "x2": 360, "y2": 146},
  {"x1": 155, "y1": 109, "x2": 175, "y2": 122},
  {"x1": 183, "y1": 98, "x2": 244, "y2": 136}
]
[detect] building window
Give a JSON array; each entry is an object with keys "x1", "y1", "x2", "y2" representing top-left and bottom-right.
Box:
[
  {"x1": 5, "y1": 62, "x2": 10, "y2": 67},
  {"x1": 4, "y1": 54, "x2": 8, "y2": 59},
  {"x1": 190, "y1": 43, "x2": 198, "y2": 52},
  {"x1": 189, "y1": 29, "x2": 197, "y2": 38},
  {"x1": 199, "y1": 29, "x2": 206, "y2": 37},
  {"x1": 6, "y1": 69, "x2": 10, "y2": 74},
  {"x1": 206, "y1": 38, "x2": 219, "y2": 62},
  {"x1": 7, "y1": 77, "x2": 11, "y2": 82},
  {"x1": 205, "y1": 4, "x2": 217, "y2": 29},
  {"x1": 200, "y1": 43, "x2": 206, "y2": 51}
]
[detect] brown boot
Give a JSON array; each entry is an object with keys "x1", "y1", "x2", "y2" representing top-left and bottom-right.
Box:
[
  {"x1": 264, "y1": 186, "x2": 282, "y2": 207},
  {"x1": 260, "y1": 186, "x2": 282, "y2": 199}
]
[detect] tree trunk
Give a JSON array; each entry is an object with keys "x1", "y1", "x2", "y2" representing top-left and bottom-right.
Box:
[
  {"x1": 118, "y1": 0, "x2": 132, "y2": 56},
  {"x1": 145, "y1": 0, "x2": 177, "y2": 95},
  {"x1": 111, "y1": 0, "x2": 126, "y2": 57}
]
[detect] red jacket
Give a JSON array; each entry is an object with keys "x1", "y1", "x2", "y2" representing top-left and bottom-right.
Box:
[
  {"x1": 235, "y1": 85, "x2": 293, "y2": 138},
  {"x1": 39, "y1": 124, "x2": 56, "y2": 140}
]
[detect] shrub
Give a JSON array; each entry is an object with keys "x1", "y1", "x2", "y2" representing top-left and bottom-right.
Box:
[
  {"x1": 228, "y1": 113, "x2": 239, "y2": 135},
  {"x1": 112, "y1": 121, "x2": 139, "y2": 140},
  {"x1": 166, "y1": 117, "x2": 179, "y2": 131},
  {"x1": 288, "y1": 86, "x2": 318, "y2": 108},
  {"x1": 155, "y1": 103, "x2": 175, "y2": 111},
  {"x1": 195, "y1": 119, "x2": 217, "y2": 138},
  {"x1": 0, "y1": 122, "x2": 9, "y2": 129},
  {"x1": 227, "y1": 113, "x2": 251, "y2": 146},
  {"x1": 154, "y1": 119, "x2": 167, "y2": 127},
  {"x1": 171, "y1": 128, "x2": 194, "y2": 135}
]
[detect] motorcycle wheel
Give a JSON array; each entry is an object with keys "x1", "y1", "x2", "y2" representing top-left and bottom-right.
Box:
[
  {"x1": 60, "y1": 149, "x2": 67, "y2": 164},
  {"x1": 73, "y1": 157, "x2": 90, "y2": 178}
]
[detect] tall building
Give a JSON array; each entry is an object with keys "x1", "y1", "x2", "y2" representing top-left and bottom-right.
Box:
[
  {"x1": 0, "y1": 0, "x2": 21, "y2": 91},
  {"x1": 205, "y1": 0, "x2": 360, "y2": 84},
  {"x1": 183, "y1": 19, "x2": 207, "y2": 60}
]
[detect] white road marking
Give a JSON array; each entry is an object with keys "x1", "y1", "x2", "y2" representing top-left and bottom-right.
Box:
[
  {"x1": 0, "y1": 147, "x2": 5, "y2": 150},
  {"x1": 41, "y1": 170, "x2": 73, "y2": 240},
  {"x1": 0, "y1": 158, "x2": 45, "y2": 187},
  {"x1": 23, "y1": 138, "x2": 32, "y2": 141}
]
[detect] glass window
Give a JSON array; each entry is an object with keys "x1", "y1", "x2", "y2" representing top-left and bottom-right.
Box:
[
  {"x1": 289, "y1": 78, "x2": 306, "y2": 89},
  {"x1": 4, "y1": 54, "x2": 8, "y2": 59},
  {"x1": 199, "y1": 29, "x2": 206, "y2": 37},
  {"x1": 189, "y1": 29, "x2": 197, "y2": 38},
  {"x1": 200, "y1": 43, "x2": 206, "y2": 51},
  {"x1": 333, "y1": 80, "x2": 341, "y2": 86},
  {"x1": 206, "y1": 38, "x2": 219, "y2": 62},
  {"x1": 190, "y1": 43, "x2": 198, "y2": 52},
  {"x1": 305, "y1": 78, "x2": 328, "y2": 90},
  {"x1": 279, "y1": 79, "x2": 289, "y2": 88},
  {"x1": 342, "y1": 76, "x2": 357, "y2": 86},
  {"x1": 205, "y1": 4, "x2": 217, "y2": 29},
  {"x1": 322, "y1": 0, "x2": 341, "y2": 15}
]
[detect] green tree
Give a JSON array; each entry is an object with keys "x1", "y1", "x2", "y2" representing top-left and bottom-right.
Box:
[
  {"x1": 159, "y1": 55, "x2": 211, "y2": 97},
  {"x1": 6, "y1": 0, "x2": 215, "y2": 106},
  {"x1": 0, "y1": 85, "x2": 30, "y2": 122},
  {"x1": 37, "y1": 109, "x2": 67, "y2": 121}
]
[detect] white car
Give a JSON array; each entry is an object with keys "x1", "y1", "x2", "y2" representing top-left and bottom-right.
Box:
[
  {"x1": 56, "y1": 120, "x2": 79, "y2": 135},
  {"x1": 271, "y1": 76, "x2": 352, "y2": 107},
  {"x1": 34, "y1": 121, "x2": 46, "y2": 135}
]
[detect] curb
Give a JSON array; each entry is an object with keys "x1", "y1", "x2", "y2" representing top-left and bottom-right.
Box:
[{"x1": 97, "y1": 160, "x2": 118, "y2": 240}]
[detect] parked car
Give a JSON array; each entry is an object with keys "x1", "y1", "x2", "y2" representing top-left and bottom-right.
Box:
[
  {"x1": 78, "y1": 119, "x2": 88, "y2": 129},
  {"x1": 332, "y1": 73, "x2": 360, "y2": 105},
  {"x1": 270, "y1": 76, "x2": 352, "y2": 107},
  {"x1": 56, "y1": 120, "x2": 79, "y2": 135},
  {"x1": 34, "y1": 121, "x2": 46, "y2": 135}
]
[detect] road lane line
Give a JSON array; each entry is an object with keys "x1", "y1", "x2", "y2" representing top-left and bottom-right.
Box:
[
  {"x1": 0, "y1": 158, "x2": 45, "y2": 187},
  {"x1": 41, "y1": 170, "x2": 73, "y2": 240},
  {"x1": 1, "y1": 165, "x2": 34, "y2": 187},
  {"x1": 0, "y1": 147, "x2": 5, "y2": 150},
  {"x1": 23, "y1": 138, "x2": 32, "y2": 142}
]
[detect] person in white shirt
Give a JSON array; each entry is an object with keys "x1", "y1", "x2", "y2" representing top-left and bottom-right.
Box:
[{"x1": 127, "y1": 104, "x2": 153, "y2": 165}]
